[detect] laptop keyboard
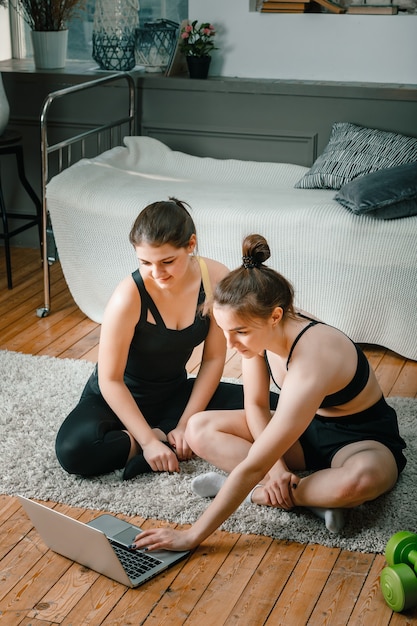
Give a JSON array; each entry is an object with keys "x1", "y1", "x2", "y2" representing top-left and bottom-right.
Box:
[{"x1": 111, "y1": 541, "x2": 163, "y2": 578}]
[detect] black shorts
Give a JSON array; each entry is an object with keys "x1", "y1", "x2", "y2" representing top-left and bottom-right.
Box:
[{"x1": 299, "y1": 396, "x2": 407, "y2": 473}]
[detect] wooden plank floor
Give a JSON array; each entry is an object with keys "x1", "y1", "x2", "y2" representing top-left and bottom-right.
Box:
[{"x1": 1, "y1": 248, "x2": 417, "y2": 625}]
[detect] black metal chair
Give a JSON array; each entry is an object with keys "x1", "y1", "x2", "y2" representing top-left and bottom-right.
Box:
[{"x1": 0, "y1": 129, "x2": 42, "y2": 289}]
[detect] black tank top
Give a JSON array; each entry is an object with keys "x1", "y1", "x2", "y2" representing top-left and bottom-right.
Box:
[
  {"x1": 122, "y1": 269, "x2": 210, "y2": 395},
  {"x1": 265, "y1": 314, "x2": 370, "y2": 408}
]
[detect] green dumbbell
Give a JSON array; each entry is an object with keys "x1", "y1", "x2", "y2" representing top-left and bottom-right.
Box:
[{"x1": 380, "y1": 531, "x2": 417, "y2": 612}]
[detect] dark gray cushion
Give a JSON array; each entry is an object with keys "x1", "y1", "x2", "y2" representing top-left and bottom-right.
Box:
[
  {"x1": 334, "y1": 161, "x2": 417, "y2": 219},
  {"x1": 295, "y1": 122, "x2": 417, "y2": 190}
]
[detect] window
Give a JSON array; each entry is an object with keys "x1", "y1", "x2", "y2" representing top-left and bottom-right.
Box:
[
  {"x1": 10, "y1": 0, "x2": 188, "y2": 62},
  {"x1": 68, "y1": 0, "x2": 187, "y2": 61}
]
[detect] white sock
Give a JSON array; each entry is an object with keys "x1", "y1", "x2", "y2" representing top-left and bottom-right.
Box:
[
  {"x1": 245, "y1": 484, "x2": 264, "y2": 504},
  {"x1": 191, "y1": 472, "x2": 227, "y2": 498},
  {"x1": 308, "y1": 507, "x2": 346, "y2": 533}
]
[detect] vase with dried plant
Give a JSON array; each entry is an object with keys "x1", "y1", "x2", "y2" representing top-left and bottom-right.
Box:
[{"x1": 11, "y1": 0, "x2": 87, "y2": 69}]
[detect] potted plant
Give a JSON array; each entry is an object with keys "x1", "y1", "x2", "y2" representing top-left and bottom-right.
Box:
[
  {"x1": 178, "y1": 20, "x2": 217, "y2": 79},
  {"x1": 11, "y1": 0, "x2": 87, "y2": 69}
]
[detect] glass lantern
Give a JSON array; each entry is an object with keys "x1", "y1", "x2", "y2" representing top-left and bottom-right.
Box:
[{"x1": 135, "y1": 19, "x2": 179, "y2": 73}]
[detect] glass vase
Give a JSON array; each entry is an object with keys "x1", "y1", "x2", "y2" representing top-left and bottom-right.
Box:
[{"x1": 92, "y1": 0, "x2": 139, "y2": 71}]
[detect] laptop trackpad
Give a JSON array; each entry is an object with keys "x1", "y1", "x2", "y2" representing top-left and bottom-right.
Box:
[
  {"x1": 112, "y1": 527, "x2": 140, "y2": 546},
  {"x1": 87, "y1": 514, "x2": 142, "y2": 546}
]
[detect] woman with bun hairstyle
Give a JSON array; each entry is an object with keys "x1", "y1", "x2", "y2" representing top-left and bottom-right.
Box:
[{"x1": 130, "y1": 233, "x2": 406, "y2": 552}]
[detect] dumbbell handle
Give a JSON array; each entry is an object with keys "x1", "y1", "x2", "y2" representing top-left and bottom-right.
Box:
[{"x1": 408, "y1": 549, "x2": 417, "y2": 572}]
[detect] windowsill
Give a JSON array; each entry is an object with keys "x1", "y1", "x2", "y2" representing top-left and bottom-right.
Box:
[
  {"x1": 1, "y1": 58, "x2": 417, "y2": 100},
  {"x1": 0, "y1": 57, "x2": 149, "y2": 77}
]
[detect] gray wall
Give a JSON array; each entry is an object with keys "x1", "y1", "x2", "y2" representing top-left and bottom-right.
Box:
[
  {"x1": 138, "y1": 75, "x2": 417, "y2": 166},
  {"x1": 1, "y1": 64, "x2": 417, "y2": 247}
]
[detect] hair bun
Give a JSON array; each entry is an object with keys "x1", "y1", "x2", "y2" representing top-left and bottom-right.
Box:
[{"x1": 242, "y1": 234, "x2": 271, "y2": 267}]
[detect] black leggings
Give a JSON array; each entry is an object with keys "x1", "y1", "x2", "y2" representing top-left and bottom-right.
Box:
[{"x1": 55, "y1": 378, "x2": 251, "y2": 477}]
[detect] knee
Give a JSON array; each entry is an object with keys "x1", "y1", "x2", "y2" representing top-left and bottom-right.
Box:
[
  {"x1": 334, "y1": 466, "x2": 390, "y2": 507},
  {"x1": 185, "y1": 411, "x2": 212, "y2": 457},
  {"x1": 55, "y1": 431, "x2": 91, "y2": 476}
]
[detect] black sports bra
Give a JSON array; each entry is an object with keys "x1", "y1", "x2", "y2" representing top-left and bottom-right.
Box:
[{"x1": 265, "y1": 314, "x2": 370, "y2": 408}]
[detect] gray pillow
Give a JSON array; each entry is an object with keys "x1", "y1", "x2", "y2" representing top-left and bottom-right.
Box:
[
  {"x1": 334, "y1": 161, "x2": 417, "y2": 219},
  {"x1": 295, "y1": 122, "x2": 417, "y2": 190}
]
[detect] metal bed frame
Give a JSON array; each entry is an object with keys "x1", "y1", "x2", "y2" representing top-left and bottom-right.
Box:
[{"x1": 37, "y1": 72, "x2": 136, "y2": 318}]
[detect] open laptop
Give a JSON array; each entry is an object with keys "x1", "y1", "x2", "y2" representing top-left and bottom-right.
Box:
[{"x1": 18, "y1": 495, "x2": 190, "y2": 588}]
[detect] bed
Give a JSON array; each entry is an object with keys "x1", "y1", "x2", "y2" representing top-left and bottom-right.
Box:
[{"x1": 45, "y1": 124, "x2": 417, "y2": 361}]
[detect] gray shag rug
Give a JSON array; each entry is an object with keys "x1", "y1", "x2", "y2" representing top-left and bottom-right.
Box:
[{"x1": 1, "y1": 349, "x2": 416, "y2": 554}]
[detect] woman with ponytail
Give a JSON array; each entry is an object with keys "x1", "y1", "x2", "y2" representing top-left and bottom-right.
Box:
[
  {"x1": 130, "y1": 233, "x2": 406, "y2": 552},
  {"x1": 55, "y1": 199, "x2": 245, "y2": 480}
]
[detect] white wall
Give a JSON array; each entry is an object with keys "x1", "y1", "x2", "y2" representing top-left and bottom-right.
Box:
[{"x1": 189, "y1": 0, "x2": 417, "y2": 84}]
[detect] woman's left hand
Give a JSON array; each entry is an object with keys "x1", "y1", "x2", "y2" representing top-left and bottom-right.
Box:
[
  {"x1": 131, "y1": 527, "x2": 197, "y2": 553},
  {"x1": 263, "y1": 471, "x2": 300, "y2": 510}
]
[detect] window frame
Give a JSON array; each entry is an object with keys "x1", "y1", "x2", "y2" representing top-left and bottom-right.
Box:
[
  {"x1": 10, "y1": 8, "x2": 29, "y2": 59},
  {"x1": 5, "y1": 1, "x2": 188, "y2": 62}
]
